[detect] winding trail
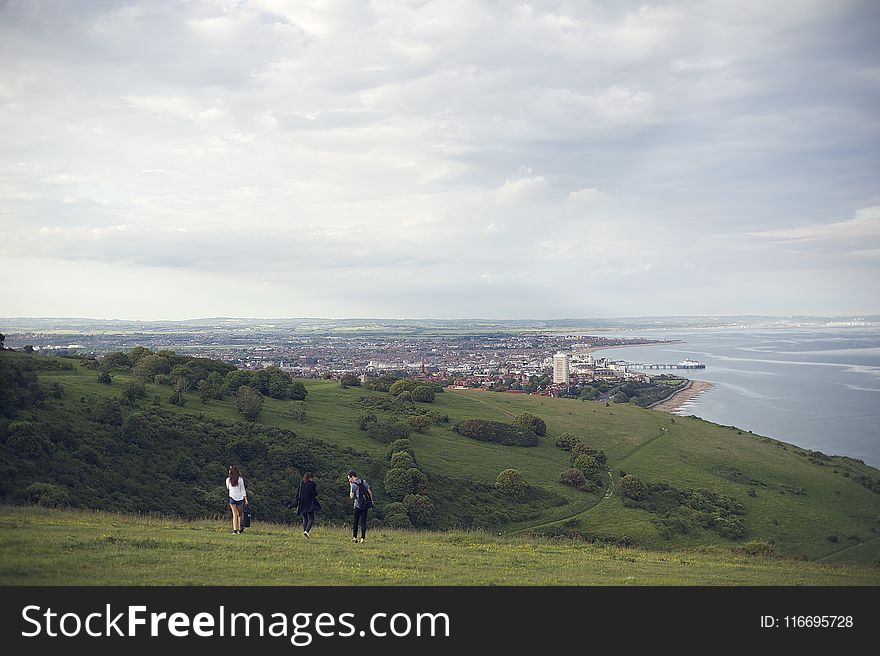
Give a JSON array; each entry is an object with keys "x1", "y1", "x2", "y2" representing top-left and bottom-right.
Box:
[{"x1": 816, "y1": 534, "x2": 880, "y2": 563}]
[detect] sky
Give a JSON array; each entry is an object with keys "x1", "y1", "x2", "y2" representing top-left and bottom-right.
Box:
[{"x1": 1, "y1": 0, "x2": 879, "y2": 320}]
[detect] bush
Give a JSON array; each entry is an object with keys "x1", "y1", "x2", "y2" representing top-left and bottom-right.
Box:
[
  {"x1": 411, "y1": 386, "x2": 436, "y2": 403},
  {"x1": 570, "y1": 442, "x2": 607, "y2": 466},
  {"x1": 384, "y1": 467, "x2": 428, "y2": 500},
  {"x1": 340, "y1": 373, "x2": 361, "y2": 388},
  {"x1": 572, "y1": 454, "x2": 600, "y2": 478},
  {"x1": 385, "y1": 512, "x2": 413, "y2": 529},
  {"x1": 402, "y1": 494, "x2": 436, "y2": 527},
  {"x1": 96, "y1": 372, "x2": 112, "y2": 385},
  {"x1": 23, "y1": 482, "x2": 69, "y2": 507},
  {"x1": 387, "y1": 439, "x2": 414, "y2": 459},
  {"x1": 235, "y1": 386, "x2": 264, "y2": 421},
  {"x1": 390, "y1": 451, "x2": 416, "y2": 469},
  {"x1": 91, "y1": 397, "x2": 123, "y2": 425},
  {"x1": 367, "y1": 419, "x2": 411, "y2": 443},
  {"x1": 357, "y1": 412, "x2": 378, "y2": 431},
  {"x1": 427, "y1": 411, "x2": 448, "y2": 424},
  {"x1": 452, "y1": 419, "x2": 539, "y2": 447},
  {"x1": 619, "y1": 475, "x2": 648, "y2": 501},
  {"x1": 396, "y1": 391, "x2": 413, "y2": 402},
  {"x1": 121, "y1": 380, "x2": 147, "y2": 404},
  {"x1": 495, "y1": 469, "x2": 529, "y2": 498},
  {"x1": 554, "y1": 433, "x2": 580, "y2": 450},
  {"x1": 559, "y1": 468, "x2": 588, "y2": 491},
  {"x1": 512, "y1": 412, "x2": 546, "y2": 436},
  {"x1": 406, "y1": 415, "x2": 433, "y2": 433},
  {"x1": 7, "y1": 423, "x2": 45, "y2": 458}
]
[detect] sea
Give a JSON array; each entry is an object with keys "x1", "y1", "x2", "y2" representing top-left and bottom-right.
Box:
[{"x1": 590, "y1": 327, "x2": 880, "y2": 468}]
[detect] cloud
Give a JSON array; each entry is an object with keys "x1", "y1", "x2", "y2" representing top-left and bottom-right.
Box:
[
  {"x1": 747, "y1": 207, "x2": 880, "y2": 242},
  {"x1": 0, "y1": 0, "x2": 878, "y2": 318}
]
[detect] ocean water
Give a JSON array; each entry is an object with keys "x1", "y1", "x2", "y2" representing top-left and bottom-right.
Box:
[{"x1": 591, "y1": 327, "x2": 880, "y2": 468}]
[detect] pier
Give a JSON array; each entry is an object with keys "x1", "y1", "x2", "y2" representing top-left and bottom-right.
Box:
[{"x1": 622, "y1": 361, "x2": 706, "y2": 370}]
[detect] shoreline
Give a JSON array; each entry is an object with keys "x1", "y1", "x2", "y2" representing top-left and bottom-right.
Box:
[
  {"x1": 583, "y1": 340, "x2": 679, "y2": 355},
  {"x1": 650, "y1": 379, "x2": 714, "y2": 413}
]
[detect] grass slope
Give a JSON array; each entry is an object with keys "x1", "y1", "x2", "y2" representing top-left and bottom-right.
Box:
[
  {"x1": 9, "y1": 352, "x2": 880, "y2": 563},
  {"x1": 1, "y1": 507, "x2": 877, "y2": 585}
]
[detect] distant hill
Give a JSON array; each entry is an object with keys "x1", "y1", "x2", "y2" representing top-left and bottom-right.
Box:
[{"x1": 1, "y1": 349, "x2": 879, "y2": 565}]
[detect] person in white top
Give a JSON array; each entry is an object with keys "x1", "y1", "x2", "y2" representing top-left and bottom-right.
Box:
[{"x1": 226, "y1": 464, "x2": 249, "y2": 534}]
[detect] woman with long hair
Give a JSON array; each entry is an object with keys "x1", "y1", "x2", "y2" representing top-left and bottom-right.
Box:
[
  {"x1": 294, "y1": 471, "x2": 321, "y2": 537},
  {"x1": 226, "y1": 464, "x2": 249, "y2": 534}
]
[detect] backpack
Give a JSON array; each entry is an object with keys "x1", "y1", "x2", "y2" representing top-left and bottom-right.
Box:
[{"x1": 356, "y1": 480, "x2": 373, "y2": 509}]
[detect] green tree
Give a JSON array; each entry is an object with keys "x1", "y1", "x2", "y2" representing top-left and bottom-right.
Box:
[
  {"x1": 402, "y1": 494, "x2": 435, "y2": 527},
  {"x1": 495, "y1": 469, "x2": 529, "y2": 498},
  {"x1": 554, "y1": 433, "x2": 580, "y2": 450},
  {"x1": 340, "y1": 373, "x2": 361, "y2": 388},
  {"x1": 406, "y1": 415, "x2": 432, "y2": 433},
  {"x1": 121, "y1": 380, "x2": 147, "y2": 404},
  {"x1": 384, "y1": 467, "x2": 428, "y2": 500},
  {"x1": 411, "y1": 386, "x2": 436, "y2": 403},
  {"x1": 572, "y1": 454, "x2": 600, "y2": 478},
  {"x1": 390, "y1": 451, "x2": 416, "y2": 469},
  {"x1": 559, "y1": 468, "x2": 587, "y2": 490},
  {"x1": 96, "y1": 372, "x2": 112, "y2": 385},
  {"x1": 512, "y1": 412, "x2": 546, "y2": 436},
  {"x1": 236, "y1": 385, "x2": 264, "y2": 421},
  {"x1": 619, "y1": 475, "x2": 648, "y2": 501}
]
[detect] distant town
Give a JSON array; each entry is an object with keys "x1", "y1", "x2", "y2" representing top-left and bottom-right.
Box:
[{"x1": 0, "y1": 318, "x2": 702, "y2": 398}]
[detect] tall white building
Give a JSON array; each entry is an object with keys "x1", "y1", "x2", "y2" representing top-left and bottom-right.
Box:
[{"x1": 552, "y1": 352, "x2": 570, "y2": 384}]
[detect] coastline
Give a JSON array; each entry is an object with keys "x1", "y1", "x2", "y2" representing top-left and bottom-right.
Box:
[
  {"x1": 583, "y1": 340, "x2": 678, "y2": 354},
  {"x1": 650, "y1": 379, "x2": 714, "y2": 413}
]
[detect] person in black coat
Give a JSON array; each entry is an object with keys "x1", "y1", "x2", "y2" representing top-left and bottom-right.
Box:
[{"x1": 294, "y1": 472, "x2": 321, "y2": 538}]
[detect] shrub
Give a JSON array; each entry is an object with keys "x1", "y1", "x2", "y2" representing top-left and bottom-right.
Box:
[
  {"x1": 357, "y1": 412, "x2": 378, "y2": 431},
  {"x1": 96, "y1": 372, "x2": 112, "y2": 384},
  {"x1": 397, "y1": 391, "x2": 413, "y2": 402},
  {"x1": 554, "y1": 433, "x2": 580, "y2": 450},
  {"x1": 406, "y1": 415, "x2": 433, "y2": 433},
  {"x1": 411, "y1": 386, "x2": 436, "y2": 403},
  {"x1": 386, "y1": 439, "x2": 414, "y2": 459},
  {"x1": 367, "y1": 419, "x2": 410, "y2": 443},
  {"x1": 23, "y1": 482, "x2": 69, "y2": 507},
  {"x1": 572, "y1": 454, "x2": 600, "y2": 478},
  {"x1": 402, "y1": 494, "x2": 436, "y2": 527},
  {"x1": 389, "y1": 379, "x2": 419, "y2": 396},
  {"x1": 559, "y1": 468, "x2": 588, "y2": 490},
  {"x1": 390, "y1": 451, "x2": 416, "y2": 470},
  {"x1": 384, "y1": 467, "x2": 428, "y2": 500},
  {"x1": 7, "y1": 424, "x2": 44, "y2": 458},
  {"x1": 495, "y1": 469, "x2": 529, "y2": 498},
  {"x1": 121, "y1": 380, "x2": 147, "y2": 404},
  {"x1": 121, "y1": 412, "x2": 150, "y2": 441},
  {"x1": 620, "y1": 475, "x2": 648, "y2": 501},
  {"x1": 235, "y1": 386, "x2": 264, "y2": 421},
  {"x1": 512, "y1": 412, "x2": 546, "y2": 436},
  {"x1": 91, "y1": 397, "x2": 123, "y2": 425},
  {"x1": 340, "y1": 373, "x2": 361, "y2": 388},
  {"x1": 385, "y1": 512, "x2": 413, "y2": 529},
  {"x1": 427, "y1": 411, "x2": 448, "y2": 424},
  {"x1": 452, "y1": 419, "x2": 539, "y2": 447}
]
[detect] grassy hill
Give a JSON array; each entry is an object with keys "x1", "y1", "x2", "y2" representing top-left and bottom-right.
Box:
[
  {"x1": 2, "y1": 506, "x2": 877, "y2": 585},
  {"x1": 2, "y1": 349, "x2": 880, "y2": 568}
]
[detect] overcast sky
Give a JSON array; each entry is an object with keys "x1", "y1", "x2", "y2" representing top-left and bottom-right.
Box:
[{"x1": 1, "y1": 0, "x2": 878, "y2": 320}]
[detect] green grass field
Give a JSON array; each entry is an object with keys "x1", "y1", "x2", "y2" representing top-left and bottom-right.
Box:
[
  {"x1": 2, "y1": 507, "x2": 877, "y2": 585},
  {"x1": 9, "y1": 352, "x2": 880, "y2": 567}
]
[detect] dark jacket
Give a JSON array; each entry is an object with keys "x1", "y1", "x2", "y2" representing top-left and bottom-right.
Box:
[{"x1": 295, "y1": 480, "x2": 321, "y2": 515}]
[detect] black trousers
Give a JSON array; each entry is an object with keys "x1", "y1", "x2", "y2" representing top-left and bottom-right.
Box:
[
  {"x1": 302, "y1": 512, "x2": 315, "y2": 533},
  {"x1": 352, "y1": 507, "x2": 368, "y2": 538}
]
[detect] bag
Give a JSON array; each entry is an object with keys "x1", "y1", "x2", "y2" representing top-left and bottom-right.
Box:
[
  {"x1": 356, "y1": 480, "x2": 373, "y2": 510},
  {"x1": 242, "y1": 505, "x2": 252, "y2": 528}
]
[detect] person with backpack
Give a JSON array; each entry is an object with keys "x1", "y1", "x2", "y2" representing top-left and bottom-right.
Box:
[
  {"x1": 226, "y1": 464, "x2": 249, "y2": 535},
  {"x1": 294, "y1": 471, "x2": 321, "y2": 538},
  {"x1": 347, "y1": 469, "x2": 373, "y2": 543}
]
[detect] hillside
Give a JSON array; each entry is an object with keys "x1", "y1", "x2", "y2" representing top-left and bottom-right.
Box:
[
  {"x1": 1, "y1": 507, "x2": 877, "y2": 585},
  {"x1": 2, "y1": 349, "x2": 880, "y2": 566}
]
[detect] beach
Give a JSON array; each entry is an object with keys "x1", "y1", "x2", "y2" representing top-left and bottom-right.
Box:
[{"x1": 650, "y1": 379, "x2": 714, "y2": 413}]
